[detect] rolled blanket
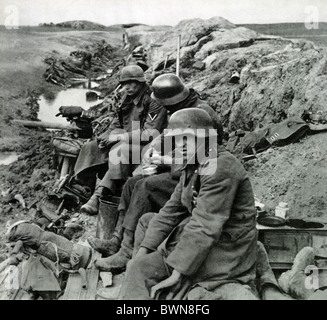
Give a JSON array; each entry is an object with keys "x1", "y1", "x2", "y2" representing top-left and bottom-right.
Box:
[{"x1": 6, "y1": 221, "x2": 92, "y2": 270}]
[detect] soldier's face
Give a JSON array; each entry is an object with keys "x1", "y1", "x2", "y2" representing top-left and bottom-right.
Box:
[
  {"x1": 174, "y1": 135, "x2": 196, "y2": 163},
  {"x1": 122, "y1": 81, "x2": 142, "y2": 96}
]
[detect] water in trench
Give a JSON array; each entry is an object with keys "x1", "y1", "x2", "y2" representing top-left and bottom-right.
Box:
[
  {"x1": 0, "y1": 152, "x2": 19, "y2": 165},
  {"x1": 38, "y1": 86, "x2": 103, "y2": 125}
]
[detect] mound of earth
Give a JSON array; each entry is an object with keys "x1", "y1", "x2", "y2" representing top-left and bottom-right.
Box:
[
  {"x1": 127, "y1": 16, "x2": 327, "y2": 219},
  {"x1": 56, "y1": 20, "x2": 107, "y2": 30}
]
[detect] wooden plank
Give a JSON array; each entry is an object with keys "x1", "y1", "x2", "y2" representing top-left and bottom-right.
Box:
[
  {"x1": 82, "y1": 256, "x2": 100, "y2": 300},
  {"x1": 62, "y1": 273, "x2": 81, "y2": 300},
  {"x1": 62, "y1": 251, "x2": 101, "y2": 300},
  {"x1": 11, "y1": 288, "x2": 33, "y2": 300}
]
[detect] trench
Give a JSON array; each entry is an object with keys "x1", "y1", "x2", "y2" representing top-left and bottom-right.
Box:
[{"x1": 38, "y1": 82, "x2": 103, "y2": 125}]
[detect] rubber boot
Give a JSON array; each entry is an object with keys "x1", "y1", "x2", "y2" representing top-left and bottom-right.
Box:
[
  {"x1": 80, "y1": 186, "x2": 108, "y2": 215},
  {"x1": 101, "y1": 179, "x2": 123, "y2": 197},
  {"x1": 94, "y1": 229, "x2": 134, "y2": 273},
  {"x1": 278, "y1": 246, "x2": 314, "y2": 295},
  {"x1": 87, "y1": 209, "x2": 125, "y2": 256}
]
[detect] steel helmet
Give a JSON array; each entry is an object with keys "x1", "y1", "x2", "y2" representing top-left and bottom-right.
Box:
[
  {"x1": 119, "y1": 65, "x2": 145, "y2": 83},
  {"x1": 165, "y1": 108, "x2": 216, "y2": 138},
  {"x1": 151, "y1": 73, "x2": 190, "y2": 106}
]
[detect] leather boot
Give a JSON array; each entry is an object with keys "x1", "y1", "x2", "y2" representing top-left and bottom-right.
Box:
[
  {"x1": 278, "y1": 246, "x2": 314, "y2": 295},
  {"x1": 94, "y1": 229, "x2": 134, "y2": 273},
  {"x1": 80, "y1": 186, "x2": 108, "y2": 215},
  {"x1": 87, "y1": 234, "x2": 121, "y2": 257}
]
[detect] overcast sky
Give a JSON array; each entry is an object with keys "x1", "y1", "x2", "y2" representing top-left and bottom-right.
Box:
[{"x1": 0, "y1": 0, "x2": 326, "y2": 26}]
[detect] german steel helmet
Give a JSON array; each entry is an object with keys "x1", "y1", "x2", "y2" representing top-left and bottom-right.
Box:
[
  {"x1": 119, "y1": 65, "x2": 146, "y2": 83},
  {"x1": 165, "y1": 108, "x2": 216, "y2": 138},
  {"x1": 151, "y1": 73, "x2": 190, "y2": 106}
]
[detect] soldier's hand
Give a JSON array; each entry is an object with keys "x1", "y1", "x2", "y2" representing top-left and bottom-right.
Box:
[
  {"x1": 134, "y1": 247, "x2": 150, "y2": 259},
  {"x1": 151, "y1": 154, "x2": 173, "y2": 165},
  {"x1": 150, "y1": 269, "x2": 182, "y2": 299},
  {"x1": 56, "y1": 106, "x2": 84, "y2": 118},
  {"x1": 141, "y1": 146, "x2": 154, "y2": 166},
  {"x1": 97, "y1": 132, "x2": 110, "y2": 149}
]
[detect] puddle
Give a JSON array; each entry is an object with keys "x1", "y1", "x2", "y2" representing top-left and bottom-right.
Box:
[
  {"x1": 0, "y1": 152, "x2": 19, "y2": 165},
  {"x1": 70, "y1": 80, "x2": 100, "y2": 89},
  {"x1": 38, "y1": 88, "x2": 103, "y2": 125}
]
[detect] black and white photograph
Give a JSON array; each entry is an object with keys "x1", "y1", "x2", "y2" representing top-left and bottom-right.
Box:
[{"x1": 0, "y1": 0, "x2": 327, "y2": 306}]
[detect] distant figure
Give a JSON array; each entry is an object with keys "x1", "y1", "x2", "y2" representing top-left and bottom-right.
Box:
[
  {"x1": 80, "y1": 50, "x2": 92, "y2": 70},
  {"x1": 69, "y1": 49, "x2": 92, "y2": 70}
]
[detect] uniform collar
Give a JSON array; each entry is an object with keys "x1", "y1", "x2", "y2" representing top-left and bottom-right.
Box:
[{"x1": 181, "y1": 145, "x2": 226, "y2": 171}]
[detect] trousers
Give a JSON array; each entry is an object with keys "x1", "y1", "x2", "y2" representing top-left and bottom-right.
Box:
[
  {"x1": 121, "y1": 172, "x2": 179, "y2": 232},
  {"x1": 119, "y1": 212, "x2": 258, "y2": 300}
]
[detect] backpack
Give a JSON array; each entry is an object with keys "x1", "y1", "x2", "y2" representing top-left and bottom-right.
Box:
[
  {"x1": 264, "y1": 116, "x2": 310, "y2": 147},
  {"x1": 226, "y1": 116, "x2": 310, "y2": 159}
]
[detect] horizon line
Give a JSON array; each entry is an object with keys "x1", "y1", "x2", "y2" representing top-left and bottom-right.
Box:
[{"x1": 2, "y1": 21, "x2": 327, "y2": 28}]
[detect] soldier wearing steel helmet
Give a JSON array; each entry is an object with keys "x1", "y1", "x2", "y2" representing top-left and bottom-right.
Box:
[
  {"x1": 73, "y1": 65, "x2": 167, "y2": 215},
  {"x1": 92, "y1": 74, "x2": 225, "y2": 275},
  {"x1": 117, "y1": 107, "x2": 258, "y2": 300}
]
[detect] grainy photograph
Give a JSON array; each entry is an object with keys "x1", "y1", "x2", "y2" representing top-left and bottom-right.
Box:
[{"x1": 0, "y1": 0, "x2": 327, "y2": 305}]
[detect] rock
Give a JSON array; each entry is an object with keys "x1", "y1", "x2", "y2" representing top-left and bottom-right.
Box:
[
  {"x1": 14, "y1": 194, "x2": 25, "y2": 208},
  {"x1": 100, "y1": 271, "x2": 113, "y2": 287},
  {"x1": 97, "y1": 285, "x2": 121, "y2": 300},
  {"x1": 203, "y1": 54, "x2": 218, "y2": 69},
  {"x1": 193, "y1": 61, "x2": 205, "y2": 71}
]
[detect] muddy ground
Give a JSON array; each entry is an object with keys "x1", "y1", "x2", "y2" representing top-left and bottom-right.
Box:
[
  {"x1": 0, "y1": 25, "x2": 127, "y2": 264},
  {"x1": 0, "y1": 18, "x2": 327, "y2": 299}
]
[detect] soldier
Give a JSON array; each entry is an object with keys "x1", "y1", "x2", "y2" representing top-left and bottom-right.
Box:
[
  {"x1": 80, "y1": 50, "x2": 92, "y2": 70},
  {"x1": 75, "y1": 65, "x2": 167, "y2": 215},
  {"x1": 118, "y1": 108, "x2": 258, "y2": 300},
  {"x1": 92, "y1": 74, "x2": 223, "y2": 272}
]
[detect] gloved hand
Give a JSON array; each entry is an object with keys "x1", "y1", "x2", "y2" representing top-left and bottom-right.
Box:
[{"x1": 56, "y1": 106, "x2": 84, "y2": 118}]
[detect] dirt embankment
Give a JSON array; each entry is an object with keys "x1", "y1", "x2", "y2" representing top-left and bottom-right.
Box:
[
  {"x1": 125, "y1": 16, "x2": 327, "y2": 220},
  {"x1": 244, "y1": 132, "x2": 327, "y2": 221},
  {"x1": 0, "y1": 26, "x2": 125, "y2": 150},
  {"x1": 0, "y1": 26, "x2": 129, "y2": 265}
]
